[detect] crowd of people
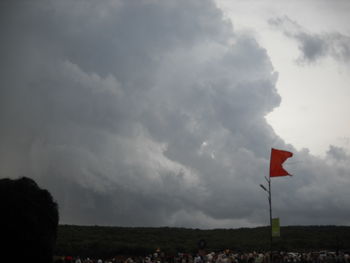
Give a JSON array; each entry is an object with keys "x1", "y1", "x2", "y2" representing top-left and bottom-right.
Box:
[{"x1": 55, "y1": 250, "x2": 350, "y2": 263}]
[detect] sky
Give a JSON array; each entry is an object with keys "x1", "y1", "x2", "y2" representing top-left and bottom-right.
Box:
[
  {"x1": 216, "y1": 0, "x2": 350, "y2": 157},
  {"x1": 0, "y1": 0, "x2": 349, "y2": 229}
]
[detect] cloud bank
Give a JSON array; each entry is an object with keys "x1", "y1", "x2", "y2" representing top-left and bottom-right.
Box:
[
  {"x1": 269, "y1": 16, "x2": 350, "y2": 64},
  {"x1": 1, "y1": 0, "x2": 350, "y2": 228}
]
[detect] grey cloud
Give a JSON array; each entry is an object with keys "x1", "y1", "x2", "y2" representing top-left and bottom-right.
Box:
[
  {"x1": 1, "y1": 0, "x2": 350, "y2": 228},
  {"x1": 327, "y1": 145, "x2": 349, "y2": 161},
  {"x1": 269, "y1": 16, "x2": 350, "y2": 64}
]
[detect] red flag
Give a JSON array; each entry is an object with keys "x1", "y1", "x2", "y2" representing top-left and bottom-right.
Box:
[{"x1": 270, "y1": 148, "x2": 293, "y2": 177}]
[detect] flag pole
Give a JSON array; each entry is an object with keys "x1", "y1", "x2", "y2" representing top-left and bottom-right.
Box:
[
  {"x1": 267, "y1": 148, "x2": 293, "y2": 262},
  {"x1": 269, "y1": 176, "x2": 272, "y2": 257},
  {"x1": 260, "y1": 176, "x2": 272, "y2": 257},
  {"x1": 264, "y1": 175, "x2": 272, "y2": 259}
]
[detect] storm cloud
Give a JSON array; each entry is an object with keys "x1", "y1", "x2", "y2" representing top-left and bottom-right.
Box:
[
  {"x1": 1, "y1": 0, "x2": 350, "y2": 228},
  {"x1": 269, "y1": 16, "x2": 350, "y2": 64}
]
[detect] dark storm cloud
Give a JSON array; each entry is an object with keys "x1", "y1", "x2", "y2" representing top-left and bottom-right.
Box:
[
  {"x1": 269, "y1": 16, "x2": 350, "y2": 64},
  {"x1": 1, "y1": 0, "x2": 350, "y2": 228}
]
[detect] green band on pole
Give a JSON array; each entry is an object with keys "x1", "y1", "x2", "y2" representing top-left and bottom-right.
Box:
[{"x1": 272, "y1": 218, "x2": 280, "y2": 237}]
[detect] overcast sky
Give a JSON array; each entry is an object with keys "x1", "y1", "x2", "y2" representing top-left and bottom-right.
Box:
[
  {"x1": 1, "y1": 0, "x2": 350, "y2": 229},
  {"x1": 216, "y1": 0, "x2": 350, "y2": 157}
]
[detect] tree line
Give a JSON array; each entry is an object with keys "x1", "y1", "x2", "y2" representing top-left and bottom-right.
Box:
[{"x1": 55, "y1": 225, "x2": 350, "y2": 258}]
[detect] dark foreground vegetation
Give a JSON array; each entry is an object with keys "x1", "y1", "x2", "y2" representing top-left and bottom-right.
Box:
[{"x1": 55, "y1": 225, "x2": 350, "y2": 258}]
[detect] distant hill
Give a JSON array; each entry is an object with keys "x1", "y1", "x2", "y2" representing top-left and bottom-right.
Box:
[{"x1": 55, "y1": 225, "x2": 350, "y2": 258}]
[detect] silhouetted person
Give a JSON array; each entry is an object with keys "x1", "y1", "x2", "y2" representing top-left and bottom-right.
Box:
[{"x1": 0, "y1": 177, "x2": 59, "y2": 263}]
